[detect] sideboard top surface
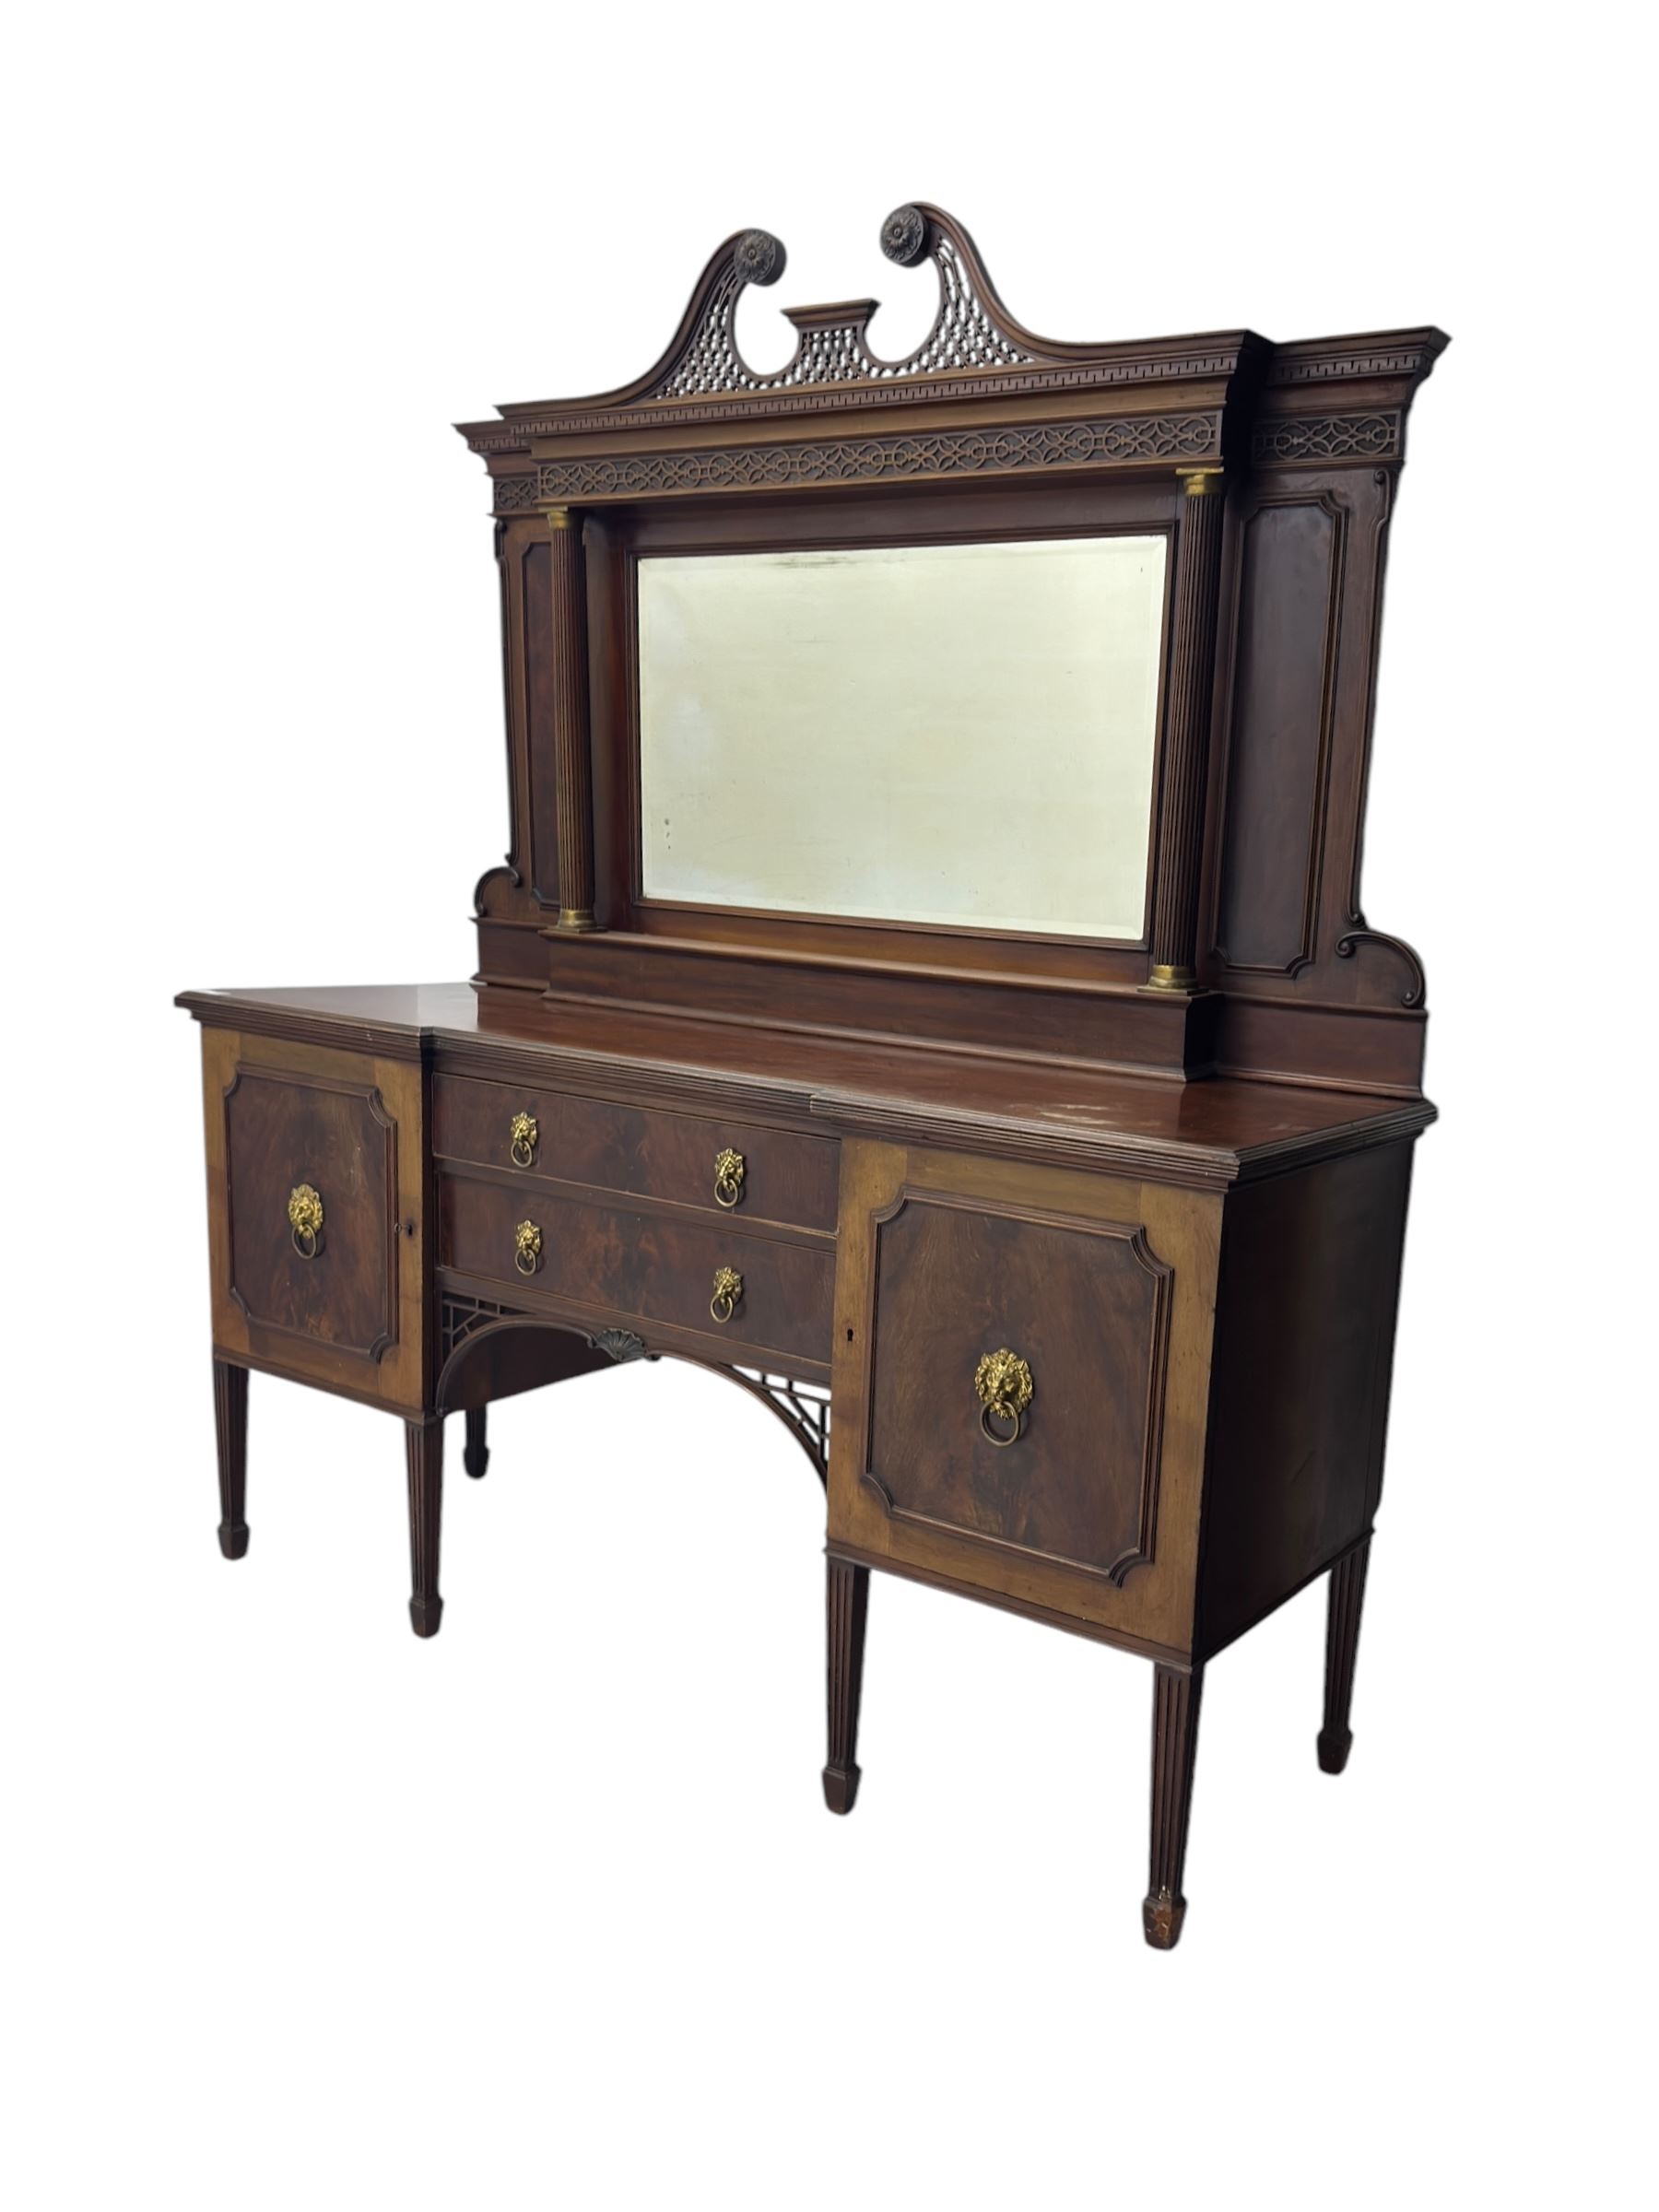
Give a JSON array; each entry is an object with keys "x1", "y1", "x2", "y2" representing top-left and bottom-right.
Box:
[{"x1": 177, "y1": 982, "x2": 1433, "y2": 1191}]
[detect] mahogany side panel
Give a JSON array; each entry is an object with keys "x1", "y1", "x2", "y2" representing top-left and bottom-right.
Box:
[{"x1": 1194, "y1": 1139, "x2": 1414, "y2": 1659}]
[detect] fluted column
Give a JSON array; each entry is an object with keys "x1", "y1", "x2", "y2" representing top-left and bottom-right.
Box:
[
  {"x1": 548, "y1": 506, "x2": 597, "y2": 932},
  {"x1": 1147, "y1": 465, "x2": 1227, "y2": 991}
]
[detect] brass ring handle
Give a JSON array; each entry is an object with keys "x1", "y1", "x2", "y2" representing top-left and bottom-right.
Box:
[
  {"x1": 513, "y1": 1219, "x2": 544, "y2": 1277},
  {"x1": 288, "y1": 1183, "x2": 324, "y2": 1261},
  {"x1": 974, "y1": 1347, "x2": 1033, "y2": 1449},
  {"x1": 509, "y1": 1111, "x2": 538, "y2": 1169},
  {"x1": 713, "y1": 1147, "x2": 746, "y2": 1209},
  {"x1": 710, "y1": 1265, "x2": 743, "y2": 1324}
]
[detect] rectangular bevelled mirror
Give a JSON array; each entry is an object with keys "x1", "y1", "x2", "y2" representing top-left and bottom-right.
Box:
[{"x1": 636, "y1": 534, "x2": 1169, "y2": 941}]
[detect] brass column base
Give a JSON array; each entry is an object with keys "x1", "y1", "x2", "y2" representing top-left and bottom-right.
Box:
[
  {"x1": 556, "y1": 907, "x2": 600, "y2": 934},
  {"x1": 1141, "y1": 962, "x2": 1198, "y2": 994}
]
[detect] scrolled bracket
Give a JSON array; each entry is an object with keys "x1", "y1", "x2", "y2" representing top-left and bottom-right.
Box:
[{"x1": 1335, "y1": 926, "x2": 1427, "y2": 1009}]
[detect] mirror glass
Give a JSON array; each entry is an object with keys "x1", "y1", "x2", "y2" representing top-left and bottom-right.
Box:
[{"x1": 637, "y1": 534, "x2": 1167, "y2": 940}]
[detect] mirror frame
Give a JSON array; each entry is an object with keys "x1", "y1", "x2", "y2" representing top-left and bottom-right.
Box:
[{"x1": 587, "y1": 476, "x2": 1180, "y2": 993}]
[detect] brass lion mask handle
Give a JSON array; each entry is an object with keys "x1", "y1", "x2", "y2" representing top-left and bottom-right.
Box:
[
  {"x1": 713, "y1": 1147, "x2": 746, "y2": 1209},
  {"x1": 509, "y1": 1111, "x2": 539, "y2": 1169},
  {"x1": 288, "y1": 1183, "x2": 324, "y2": 1260},
  {"x1": 513, "y1": 1219, "x2": 544, "y2": 1277},
  {"x1": 974, "y1": 1347, "x2": 1033, "y2": 1447},
  {"x1": 710, "y1": 1265, "x2": 744, "y2": 1324}
]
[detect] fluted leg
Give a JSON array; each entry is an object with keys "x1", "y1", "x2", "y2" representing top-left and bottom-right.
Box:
[
  {"x1": 213, "y1": 1358, "x2": 250, "y2": 1559},
  {"x1": 1144, "y1": 1662, "x2": 1204, "y2": 1949},
  {"x1": 406, "y1": 1418, "x2": 444, "y2": 1638},
  {"x1": 823, "y1": 1559, "x2": 869, "y2": 1814},
  {"x1": 1319, "y1": 1537, "x2": 1371, "y2": 1774},
  {"x1": 464, "y1": 1406, "x2": 489, "y2": 1480}
]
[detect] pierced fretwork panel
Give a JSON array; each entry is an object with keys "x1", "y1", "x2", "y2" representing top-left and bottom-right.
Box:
[
  {"x1": 654, "y1": 214, "x2": 1036, "y2": 401},
  {"x1": 730, "y1": 1367, "x2": 832, "y2": 1484},
  {"x1": 440, "y1": 1291, "x2": 515, "y2": 1365}
]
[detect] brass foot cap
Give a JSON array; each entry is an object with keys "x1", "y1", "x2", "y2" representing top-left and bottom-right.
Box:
[
  {"x1": 218, "y1": 1522, "x2": 250, "y2": 1561},
  {"x1": 822, "y1": 1762, "x2": 861, "y2": 1815},
  {"x1": 408, "y1": 1595, "x2": 444, "y2": 1639},
  {"x1": 1318, "y1": 1726, "x2": 1353, "y2": 1775},
  {"x1": 1142, "y1": 1887, "x2": 1187, "y2": 1949}
]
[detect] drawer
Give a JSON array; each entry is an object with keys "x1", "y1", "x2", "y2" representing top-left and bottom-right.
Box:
[
  {"x1": 433, "y1": 1075, "x2": 839, "y2": 1233},
  {"x1": 439, "y1": 1172, "x2": 834, "y2": 1366},
  {"x1": 199, "y1": 1029, "x2": 426, "y2": 1408}
]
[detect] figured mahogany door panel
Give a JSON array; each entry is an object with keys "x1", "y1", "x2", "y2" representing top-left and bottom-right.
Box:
[
  {"x1": 830, "y1": 1142, "x2": 1222, "y2": 1653},
  {"x1": 226, "y1": 1070, "x2": 395, "y2": 1355},
  {"x1": 200, "y1": 1029, "x2": 427, "y2": 1409},
  {"x1": 432, "y1": 1076, "x2": 839, "y2": 1234},
  {"x1": 439, "y1": 1172, "x2": 834, "y2": 1366},
  {"x1": 865, "y1": 1195, "x2": 1172, "y2": 1583}
]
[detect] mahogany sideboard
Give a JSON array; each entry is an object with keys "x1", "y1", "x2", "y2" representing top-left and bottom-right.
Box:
[{"x1": 180, "y1": 206, "x2": 1444, "y2": 1947}]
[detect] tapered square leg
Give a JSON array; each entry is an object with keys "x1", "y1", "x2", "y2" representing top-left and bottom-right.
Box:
[
  {"x1": 463, "y1": 1406, "x2": 489, "y2": 1479},
  {"x1": 406, "y1": 1417, "x2": 444, "y2": 1638},
  {"x1": 1144, "y1": 1662, "x2": 1203, "y2": 1949},
  {"x1": 1318, "y1": 1536, "x2": 1371, "y2": 1774},
  {"x1": 213, "y1": 1359, "x2": 250, "y2": 1559},
  {"x1": 823, "y1": 1558, "x2": 869, "y2": 1814}
]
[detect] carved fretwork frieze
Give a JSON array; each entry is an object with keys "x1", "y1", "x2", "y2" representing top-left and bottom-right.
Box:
[
  {"x1": 467, "y1": 355, "x2": 1251, "y2": 452},
  {"x1": 521, "y1": 414, "x2": 1218, "y2": 509},
  {"x1": 1252, "y1": 412, "x2": 1401, "y2": 466}
]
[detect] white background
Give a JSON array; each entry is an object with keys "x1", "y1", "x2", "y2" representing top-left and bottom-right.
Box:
[{"x1": 3, "y1": 6, "x2": 1652, "y2": 2206}]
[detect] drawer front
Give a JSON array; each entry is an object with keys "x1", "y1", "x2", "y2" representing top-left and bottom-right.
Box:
[
  {"x1": 830, "y1": 1143, "x2": 1221, "y2": 1649},
  {"x1": 200, "y1": 1029, "x2": 426, "y2": 1408},
  {"x1": 440, "y1": 1173, "x2": 834, "y2": 1366},
  {"x1": 433, "y1": 1076, "x2": 839, "y2": 1233}
]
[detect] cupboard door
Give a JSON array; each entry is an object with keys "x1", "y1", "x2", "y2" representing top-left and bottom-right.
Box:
[
  {"x1": 830, "y1": 1142, "x2": 1221, "y2": 1652},
  {"x1": 200, "y1": 1030, "x2": 427, "y2": 1408}
]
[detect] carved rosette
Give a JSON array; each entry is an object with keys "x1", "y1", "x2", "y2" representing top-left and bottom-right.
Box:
[
  {"x1": 735, "y1": 228, "x2": 785, "y2": 288},
  {"x1": 880, "y1": 203, "x2": 928, "y2": 267}
]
